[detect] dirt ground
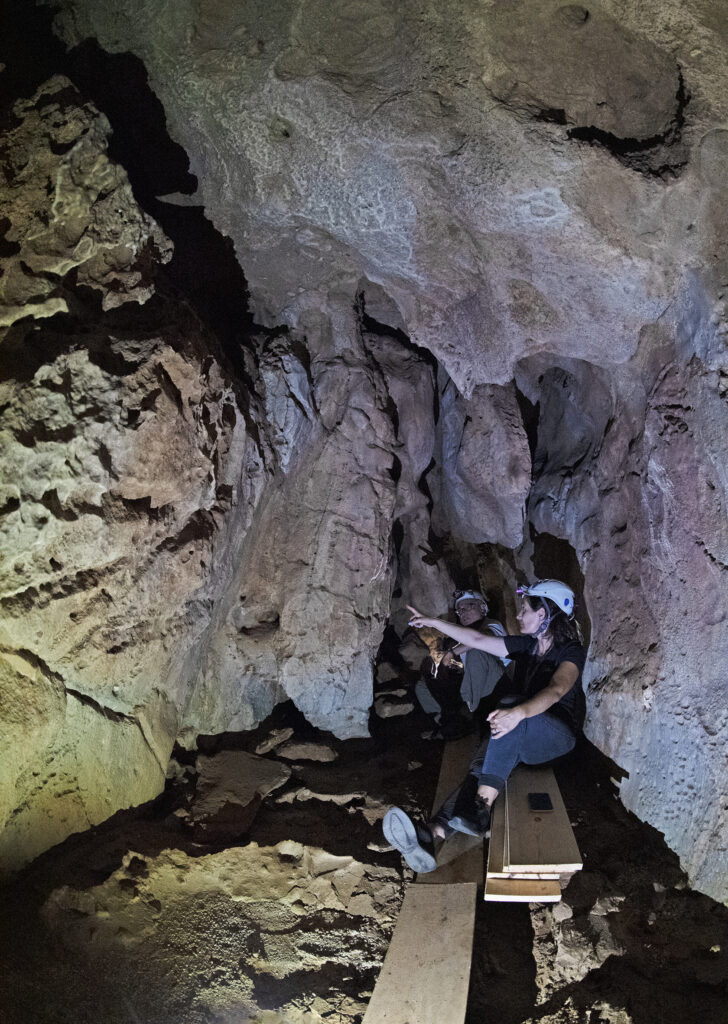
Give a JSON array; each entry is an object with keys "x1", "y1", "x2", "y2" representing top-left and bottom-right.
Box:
[{"x1": 1, "y1": 693, "x2": 727, "y2": 1024}]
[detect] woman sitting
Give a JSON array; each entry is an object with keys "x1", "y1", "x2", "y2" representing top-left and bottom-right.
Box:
[{"x1": 383, "y1": 579, "x2": 586, "y2": 873}]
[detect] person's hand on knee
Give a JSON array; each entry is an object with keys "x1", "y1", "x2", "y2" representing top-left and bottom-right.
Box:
[{"x1": 487, "y1": 706, "x2": 525, "y2": 738}]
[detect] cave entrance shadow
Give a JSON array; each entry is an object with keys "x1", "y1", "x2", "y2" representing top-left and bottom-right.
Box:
[
  {"x1": 531, "y1": 528, "x2": 591, "y2": 647},
  {"x1": 66, "y1": 39, "x2": 258, "y2": 363}
]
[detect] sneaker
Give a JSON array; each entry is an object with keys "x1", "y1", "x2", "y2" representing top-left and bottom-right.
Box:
[{"x1": 382, "y1": 807, "x2": 437, "y2": 873}]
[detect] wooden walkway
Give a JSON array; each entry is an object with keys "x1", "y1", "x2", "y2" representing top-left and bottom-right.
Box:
[
  {"x1": 484, "y1": 765, "x2": 582, "y2": 902},
  {"x1": 363, "y1": 736, "x2": 480, "y2": 1024},
  {"x1": 364, "y1": 743, "x2": 583, "y2": 1021}
]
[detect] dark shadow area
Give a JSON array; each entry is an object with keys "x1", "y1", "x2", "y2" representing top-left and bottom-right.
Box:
[
  {"x1": 514, "y1": 385, "x2": 540, "y2": 466},
  {"x1": 530, "y1": 528, "x2": 591, "y2": 645},
  {"x1": 566, "y1": 72, "x2": 689, "y2": 179}
]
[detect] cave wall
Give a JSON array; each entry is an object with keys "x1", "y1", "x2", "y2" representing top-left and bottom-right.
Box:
[{"x1": 1, "y1": 0, "x2": 727, "y2": 900}]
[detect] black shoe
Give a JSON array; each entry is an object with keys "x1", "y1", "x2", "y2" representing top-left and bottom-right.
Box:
[
  {"x1": 432, "y1": 716, "x2": 475, "y2": 741},
  {"x1": 382, "y1": 807, "x2": 437, "y2": 873},
  {"x1": 449, "y1": 797, "x2": 491, "y2": 838}
]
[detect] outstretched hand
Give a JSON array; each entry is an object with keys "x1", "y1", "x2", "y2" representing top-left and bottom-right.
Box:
[{"x1": 406, "y1": 605, "x2": 431, "y2": 629}]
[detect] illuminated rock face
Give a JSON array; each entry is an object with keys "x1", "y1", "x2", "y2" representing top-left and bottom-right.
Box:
[
  {"x1": 40, "y1": 843, "x2": 401, "y2": 1021},
  {"x1": 0, "y1": 0, "x2": 727, "y2": 902},
  {"x1": 0, "y1": 78, "x2": 527, "y2": 871}
]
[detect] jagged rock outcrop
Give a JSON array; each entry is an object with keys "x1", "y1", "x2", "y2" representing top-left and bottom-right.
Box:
[
  {"x1": 516, "y1": 320, "x2": 728, "y2": 900},
  {"x1": 0, "y1": 74, "x2": 531, "y2": 871},
  {"x1": 0, "y1": 75, "x2": 171, "y2": 325}
]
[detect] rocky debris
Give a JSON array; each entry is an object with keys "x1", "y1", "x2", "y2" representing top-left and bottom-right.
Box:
[
  {"x1": 276, "y1": 741, "x2": 339, "y2": 763},
  {"x1": 185, "y1": 750, "x2": 291, "y2": 841},
  {"x1": 2, "y1": 706, "x2": 727, "y2": 1024},
  {"x1": 524, "y1": 998, "x2": 634, "y2": 1024},
  {"x1": 357, "y1": 796, "x2": 391, "y2": 827},
  {"x1": 255, "y1": 727, "x2": 296, "y2": 755},
  {"x1": 193, "y1": 751, "x2": 291, "y2": 810},
  {"x1": 530, "y1": 896, "x2": 626, "y2": 1004},
  {"x1": 375, "y1": 662, "x2": 400, "y2": 684},
  {"x1": 373, "y1": 697, "x2": 415, "y2": 718},
  {"x1": 397, "y1": 633, "x2": 430, "y2": 671},
  {"x1": 39, "y1": 842, "x2": 402, "y2": 1021},
  {"x1": 0, "y1": 76, "x2": 171, "y2": 330},
  {"x1": 275, "y1": 787, "x2": 365, "y2": 807}
]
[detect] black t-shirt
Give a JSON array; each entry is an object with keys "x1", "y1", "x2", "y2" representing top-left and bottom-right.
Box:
[{"x1": 503, "y1": 635, "x2": 586, "y2": 734}]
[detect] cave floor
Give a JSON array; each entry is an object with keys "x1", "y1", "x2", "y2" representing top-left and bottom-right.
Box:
[{"x1": 1, "y1": 699, "x2": 727, "y2": 1024}]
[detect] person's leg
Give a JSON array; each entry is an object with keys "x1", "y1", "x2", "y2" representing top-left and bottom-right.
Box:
[
  {"x1": 478, "y1": 713, "x2": 576, "y2": 801},
  {"x1": 430, "y1": 774, "x2": 475, "y2": 839},
  {"x1": 415, "y1": 679, "x2": 443, "y2": 724},
  {"x1": 416, "y1": 668, "x2": 474, "y2": 739},
  {"x1": 460, "y1": 650, "x2": 506, "y2": 712},
  {"x1": 382, "y1": 807, "x2": 438, "y2": 872}
]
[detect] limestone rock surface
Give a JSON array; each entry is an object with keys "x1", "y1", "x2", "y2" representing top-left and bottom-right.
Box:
[
  {"x1": 0, "y1": 77, "x2": 259, "y2": 869},
  {"x1": 189, "y1": 750, "x2": 291, "y2": 832},
  {"x1": 48, "y1": 0, "x2": 711, "y2": 392},
  {"x1": 40, "y1": 842, "x2": 401, "y2": 1022},
  {"x1": 0, "y1": 76, "x2": 170, "y2": 327}
]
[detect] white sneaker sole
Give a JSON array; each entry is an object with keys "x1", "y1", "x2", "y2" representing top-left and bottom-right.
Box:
[{"x1": 382, "y1": 807, "x2": 437, "y2": 873}]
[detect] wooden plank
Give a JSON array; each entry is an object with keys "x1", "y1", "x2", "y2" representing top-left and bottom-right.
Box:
[
  {"x1": 430, "y1": 734, "x2": 478, "y2": 811},
  {"x1": 420, "y1": 736, "x2": 483, "y2": 885},
  {"x1": 363, "y1": 883, "x2": 477, "y2": 1024},
  {"x1": 487, "y1": 871, "x2": 561, "y2": 880},
  {"x1": 484, "y1": 876, "x2": 562, "y2": 903},
  {"x1": 484, "y1": 786, "x2": 507, "y2": 875},
  {"x1": 504, "y1": 767, "x2": 582, "y2": 874},
  {"x1": 422, "y1": 832, "x2": 482, "y2": 884}
]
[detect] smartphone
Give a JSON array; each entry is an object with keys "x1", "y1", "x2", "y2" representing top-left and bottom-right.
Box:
[{"x1": 528, "y1": 791, "x2": 553, "y2": 812}]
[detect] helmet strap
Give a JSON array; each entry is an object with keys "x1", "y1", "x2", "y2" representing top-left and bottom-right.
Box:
[{"x1": 535, "y1": 599, "x2": 552, "y2": 636}]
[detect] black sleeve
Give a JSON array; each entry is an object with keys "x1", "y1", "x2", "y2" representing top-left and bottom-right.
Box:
[
  {"x1": 553, "y1": 640, "x2": 586, "y2": 673},
  {"x1": 504, "y1": 635, "x2": 538, "y2": 656}
]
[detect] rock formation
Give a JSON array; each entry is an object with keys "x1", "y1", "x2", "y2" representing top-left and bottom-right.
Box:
[
  {"x1": 40, "y1": 842, "x2": 401, "y2": 1022},
  {"x1": 0, "y1": 0, "x2": 727, "y2": 907}
]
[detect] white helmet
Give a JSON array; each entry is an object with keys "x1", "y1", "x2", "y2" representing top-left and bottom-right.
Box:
[
  {"x1": 517, "y1": 579, "x2": 575, "y2": 618},
  {"x1": 454, "y1": 589, "x2": 488, "y2": 609}
]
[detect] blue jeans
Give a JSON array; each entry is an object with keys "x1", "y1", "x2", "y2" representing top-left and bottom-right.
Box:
[
  {"x1": 477, "y1": 712, "x2": 576, "y2": 792},
  {"x1": 430, "y1": 712, "x2": 576, "y2": 832}
]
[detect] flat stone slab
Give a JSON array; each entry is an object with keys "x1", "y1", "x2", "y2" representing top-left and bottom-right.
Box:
[
  {"x1": 276, "y1": 741, "x2": 338, "y2": 762},
  {"x1": 193, "y1": 750, "x2": 291, "y2": 817}
]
